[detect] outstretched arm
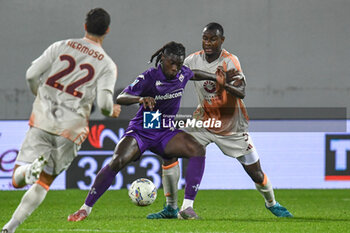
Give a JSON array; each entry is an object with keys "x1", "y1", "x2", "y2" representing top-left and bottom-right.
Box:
[
  {"x1": 190, "y1": 68, "x2": 242, "y2": 82},
  {"x1": 215, "y1": 66, "x2": 246, "y2": 99},
  {"x1": 190, "y1": 69, "x2": 216, "y2": 81},
  {"x1": 190, "y1": 67, "x2": 246, "y2": 98},
  {"x1": 116, "y1": 92, "x2": 156, "y2": 110}
]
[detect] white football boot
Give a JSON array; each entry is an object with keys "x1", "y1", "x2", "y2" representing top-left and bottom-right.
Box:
[{"x1": 25, "y1": 155, "x2": 47, "y2": 184}]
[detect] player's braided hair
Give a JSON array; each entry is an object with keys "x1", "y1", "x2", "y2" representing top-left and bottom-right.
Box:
[{"x1": 149, "y1": 41, "x2": 186, "y2": 67}]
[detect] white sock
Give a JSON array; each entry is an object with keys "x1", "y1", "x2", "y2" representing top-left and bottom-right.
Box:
[
  {"x1": 2, "y1": 217, "x2": 19, "y2": 233},
  {"x1": 255, "y1": 175, "x2": 276, "y2": 207},
  {"x1": 13, "y1": 164, "x2": 31, "y2": 187},
  {"x1": 162, "y1": 162, "x2": 180, "y2": 209},
  {"x1": 3, "y1": 183, "x2": 48, "y2": 232},
  {"x1": 181, "y1": 199, "x2": 194, "y2": 211},
  {"x1": 81, "y1": 203, "x2": 92, "y2": 215}
]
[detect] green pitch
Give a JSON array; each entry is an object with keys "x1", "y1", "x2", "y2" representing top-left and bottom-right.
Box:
[{"x1": 1, "y1": 189, "x2": 349, "y2": 232}]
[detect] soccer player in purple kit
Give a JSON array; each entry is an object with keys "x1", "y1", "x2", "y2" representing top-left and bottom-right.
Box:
[{"x1": 67, "y1": 41, "x2": 233, "y2": 222}]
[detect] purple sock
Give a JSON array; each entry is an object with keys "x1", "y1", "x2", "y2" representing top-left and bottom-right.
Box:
[
  {"x1": 85, "y1": 165, "x2": 117, "y2": 207},
  {"x1": 184, "y1": 156, "x2": 205, "y2": 200}
]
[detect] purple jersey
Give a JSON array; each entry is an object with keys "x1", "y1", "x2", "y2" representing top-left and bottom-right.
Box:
[{"x1": 123, "y1": 65, "x2": 193, "y2": 130}]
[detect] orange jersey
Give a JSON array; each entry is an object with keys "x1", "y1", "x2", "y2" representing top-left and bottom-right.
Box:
[{"x1": 184, "y1": 49, "x2": 249, "y2": 135}]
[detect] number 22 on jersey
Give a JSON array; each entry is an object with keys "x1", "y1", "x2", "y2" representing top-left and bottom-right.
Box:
[{"x1": 46, "y1": 54, "x2": 94, "y2": 98}]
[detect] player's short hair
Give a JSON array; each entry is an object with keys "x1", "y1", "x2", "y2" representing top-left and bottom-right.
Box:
[
  {"x1": 149, "y1": 41, "x2": 186, "y2": 67},
  {"x1": 204, "y1": 22, "x2": 224, "y2": 37},
  {"x1": 85, "y1": 8, "x2": 110, "y2": 36}
]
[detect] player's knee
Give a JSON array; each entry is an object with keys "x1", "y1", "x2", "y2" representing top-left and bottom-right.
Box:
[
  {"x1": 197, "y1": 144, "x2": 206, "y2": 156},
  {"x1": 12, "y1": 177, "x2": 25, "y2": 189},
  {"x1": 109, "y1": 157, "x2": 122, "y2": 171},
  {"x1": 163, "y1": 158, "x2": 178, "y2": 166},
  {"x1": 11, "y1": 166, "x2": 26, "y2": 188},
  {"x1": 187, "y1": 143, "x2": 205, "y2": 157},
  {"x1": 109, "y1": 154, "x2": 131, "y2": 171}
]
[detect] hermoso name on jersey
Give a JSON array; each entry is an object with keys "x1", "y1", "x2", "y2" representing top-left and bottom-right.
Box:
[{"x1": 67, "y1": 40, "x2": 104, "y2": 60}]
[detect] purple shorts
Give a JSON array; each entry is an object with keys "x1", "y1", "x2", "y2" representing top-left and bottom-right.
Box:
[{"x1": 123, "y1": 127, "x2": 182, "y2": 157}]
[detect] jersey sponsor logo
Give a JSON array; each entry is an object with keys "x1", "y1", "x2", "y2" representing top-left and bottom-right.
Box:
[
  {"x1": 143, "y1": 110, "x2": 162, "y2": 129},
  {"x1": 325, "y1": 134, "x2": 350, "y2": 180},
  {"x1": 203, "y1": 80, "x2": 216, "y2": 93},
  {"x1": 154, "y1": 90, "x2": 183, "y2": 101},
  {"x1": 155, "y1": 80, "x2": 163, "y2": 86}
]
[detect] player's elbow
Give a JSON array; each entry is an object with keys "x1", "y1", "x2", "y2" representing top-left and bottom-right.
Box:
[
  {"x1": 235, "y1": 85, "x2": 246, "y2": 99},
  {"x1": 26, "y1": 66, "x2": 37, "y2": 81},
  {"x1": 116, "y1": 92, "x2": 133, "y2": 105},
  {"x1": 238, "y1": 92, "x2": 245, "y2": 99},
  {"x1": 25, "y1": 72, "x2": 39, "y2": 95},
  {"x1": 116, "y1": 94, "x2": 124, "y2": 105}
]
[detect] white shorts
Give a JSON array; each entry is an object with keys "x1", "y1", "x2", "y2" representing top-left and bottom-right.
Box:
[
  {"x1": 186, "y1": 127, "x2": 259, "y2": 165},
  {"x1": 16, "y1": 127, "x2": 80, "y2": 175}
]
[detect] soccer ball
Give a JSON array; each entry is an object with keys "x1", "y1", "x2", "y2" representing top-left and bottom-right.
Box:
[{"x1": 128, "y1": 178, "x2": 157, "y2": 206}]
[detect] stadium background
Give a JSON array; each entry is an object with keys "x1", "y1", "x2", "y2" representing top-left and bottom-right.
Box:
[{"x1": 0, "y1": 0, "x2": 350, "y2": 190}]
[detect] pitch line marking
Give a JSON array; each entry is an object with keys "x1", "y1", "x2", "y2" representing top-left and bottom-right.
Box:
[{"x1": 20, "y1": 229, "x2": 142, "y2": 232}]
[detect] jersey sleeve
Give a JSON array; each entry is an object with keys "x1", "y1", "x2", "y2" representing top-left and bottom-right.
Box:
[
  {"x1": 182, "y1": 66, "x2": 194, "y2": 84},
  {"x1": 26, "y1": 42, "x2": 60, "y2": 95},
  {"x1": 97, "y1": 63, "x2": 117, "y2": 94},
  {"x1": 97, "y1": 89, "x2": 114, "y2": 116},
  {"x1": 123, "y1": 70, "x2": 153, "y2": 96},
  {"x1": 32, "y1": 41, "x2": 59, "y2": 66},
  {"x1": 226, "y1": 54, "x2": 246, "y2": 83},
  {"x1": 183, "y1": 54, "x2": 194, "y2": 69},
  {"x1": 227, "y1": 55, "x2": 242, "y2": 71},
  {"x1": 96, "y1": 63, "x2": 117, "y2": 116}
]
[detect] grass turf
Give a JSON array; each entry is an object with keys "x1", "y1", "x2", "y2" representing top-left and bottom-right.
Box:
[{"x1": 1, "y1": 189, "x2": 350, "y2": 232}]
